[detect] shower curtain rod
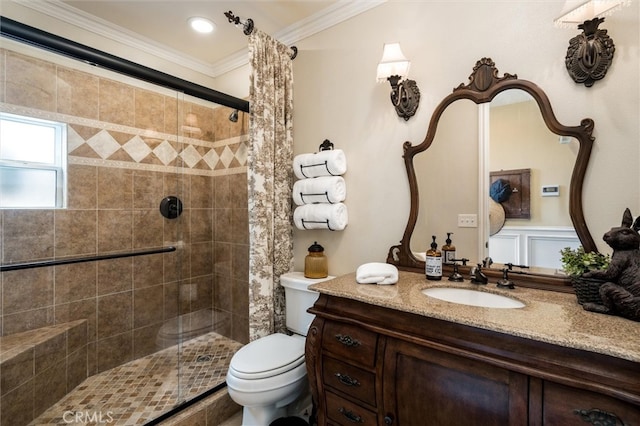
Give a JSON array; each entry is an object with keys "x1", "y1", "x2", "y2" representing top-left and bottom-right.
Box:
[
  {"x1": 224, "y1": 11, "x2": 298, "y2": 60},
  {"x1": 0, "y1": 16, "x2": 250, "y2": 113},
  {"x1": 0, "y1": 246, "x2": 177, "y2": 272}
]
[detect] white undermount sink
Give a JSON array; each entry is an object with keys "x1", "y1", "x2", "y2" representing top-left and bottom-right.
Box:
[{"x1": 422, "y1": 287, "x2": 525, "y2": 309}]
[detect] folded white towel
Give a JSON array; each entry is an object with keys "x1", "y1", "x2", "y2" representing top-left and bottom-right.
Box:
[
  {"x1": 292, "y1": 176, "x2": 346, "y2": 205},
  {"x1": 293, "y1": 203, "x2": 348, "y2": 231},
  {"x1": 356, "y1": 262, "x2": 398, "y2": 285},
  {"x1": 293, "y1": 149, "x2": 347, "y2": 179}
]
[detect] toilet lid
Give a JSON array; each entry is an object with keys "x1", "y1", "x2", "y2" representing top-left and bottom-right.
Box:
[{"x1": 230, "y1": 333, "x2": 305, "y2": 379}]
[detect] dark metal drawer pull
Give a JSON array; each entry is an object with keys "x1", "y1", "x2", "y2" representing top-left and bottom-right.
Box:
[
  {"x1": 335, "y1": 372, "x2": 361, "y2": 387},
  {"x1": 335, "y1": 334, "x2": 361, "y2": 347},
  {"x1": 574, "y1": 408, "x2": 626, "y2": 426},
  {"x1": 339, "y1": 407, "x2": 363, "y2": 423}
]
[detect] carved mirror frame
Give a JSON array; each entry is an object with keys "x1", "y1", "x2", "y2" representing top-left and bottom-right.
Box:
[{"x1": 387, "y1": 58, "x2": 597, "y2": 290}]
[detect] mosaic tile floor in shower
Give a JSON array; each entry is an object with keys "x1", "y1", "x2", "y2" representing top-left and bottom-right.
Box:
[{"x1": 30, "y1": 332, "x2": 244, "y2": 425}]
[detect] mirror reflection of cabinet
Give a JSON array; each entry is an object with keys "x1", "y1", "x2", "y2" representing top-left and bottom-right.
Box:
[{"x1": 387, "y1": 58, "x2": 596, "y2": 289}]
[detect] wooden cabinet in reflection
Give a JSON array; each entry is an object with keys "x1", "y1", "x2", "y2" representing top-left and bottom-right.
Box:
[{"x1": 490, "y1": 168, "x2": 531, "y2": 219}]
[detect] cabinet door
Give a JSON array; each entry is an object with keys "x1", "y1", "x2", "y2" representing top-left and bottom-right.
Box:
[
  {"x1": 382, "y1": 338, "x2": 528, "y2": 426},
  {"x1": 542, "y1": 381, "x2": 640, "y2": 426}
]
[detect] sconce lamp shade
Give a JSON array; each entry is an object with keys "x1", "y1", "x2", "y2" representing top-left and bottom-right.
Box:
[
  {"x1": 376, "y1": 42, "x2": 420, "y2": 120},
  {"x1": 554, "y1": 0, "x2": 630, "y2": 27},
  {"x1": 376, "y1": 43, "x2": 410, "y2": 82}
]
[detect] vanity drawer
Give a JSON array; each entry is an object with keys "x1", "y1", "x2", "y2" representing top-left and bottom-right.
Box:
[
  {"x1": 542, "y1": 381, "x2": 640, "y2": 425},
  {"x1": 322, "y1": 355, "x2": 376, "y2": 406},
  {"x1": 322, "y1": 321, "x2": 377, "y2": 368},
  {"x1": 325, "y1": 390, "x2": 378, "y2": 426}
]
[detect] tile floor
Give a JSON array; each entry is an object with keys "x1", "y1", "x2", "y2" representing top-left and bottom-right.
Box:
[{"x1": 30, "y1": 332, "x2": 243, "y2": 425}]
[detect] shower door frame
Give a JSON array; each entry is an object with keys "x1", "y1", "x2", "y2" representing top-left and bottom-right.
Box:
[{"x1": 0, "y1": 16, "x2": 250, "y2": 425}]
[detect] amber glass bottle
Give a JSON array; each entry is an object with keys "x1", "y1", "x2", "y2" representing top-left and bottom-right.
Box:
[
  {"x1": 304, "y1": 241, "x2": 328, "y2": 278},
  {"x1": 425, "y1": 235, "x2": 442, "y2": 281},
  {"x1": 442, "y1": 232, "x2": 456, "y2": 265}
]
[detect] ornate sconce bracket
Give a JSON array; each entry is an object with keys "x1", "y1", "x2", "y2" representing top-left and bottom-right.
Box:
[
  {"x1": 565, "y1": 17, "x2": 615, "y2": 87},
  {"x1": 388, "y1": 75, "x2": 421, "y2": 121}
]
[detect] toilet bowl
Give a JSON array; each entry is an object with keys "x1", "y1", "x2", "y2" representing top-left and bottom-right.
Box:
[
  {"x1": 226, "y1": 272, "x2": 334, "y2": 426},
  {"x1": 156, "y1": 308, "x2": 214, "y2": 350}
]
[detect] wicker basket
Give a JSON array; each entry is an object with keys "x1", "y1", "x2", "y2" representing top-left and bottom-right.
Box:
[{"x1": 572, "y1": 276, "x2": 607, "y2": 305}]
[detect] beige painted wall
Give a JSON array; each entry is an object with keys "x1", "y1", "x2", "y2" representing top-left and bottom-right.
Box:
[
  {"x1": 491, "y1": 99, "x2": 575, "y2": 227},
  {"x1": 289, "y1": 1, "x2": 639, "y2": 276},
  {"x1": 5, "y1": 0, "x2": 638, "y2": 277}
]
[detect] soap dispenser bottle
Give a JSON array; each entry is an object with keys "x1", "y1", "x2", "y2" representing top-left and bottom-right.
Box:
[
  {"x1": 442, "y1": 232, "x2": 456, "y2": 265},
  {"x1": 425, "y1": 235, "x2": 442, "y2": 281},
  {"x1": 304, "y1": 241, "x2": 328, "y2": 278}
]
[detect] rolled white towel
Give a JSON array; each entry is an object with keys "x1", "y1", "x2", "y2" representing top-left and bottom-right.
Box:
[
  {"x1": 293, "y1": 149, "x2": 347, "y2": 179},
  {"x1": 292, "y1": 176, "x2": 346, "y2": 205},
  {"x1": 356, "y1": 262, "x2": 398, "y2": 285},
  {"x1": 293, "y1": 203, "x2": 348, "y2": 231}
]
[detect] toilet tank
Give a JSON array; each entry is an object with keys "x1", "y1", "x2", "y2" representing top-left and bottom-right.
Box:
[{"x1": 280, "y1": 271, "x2": 334, "y2": 336}]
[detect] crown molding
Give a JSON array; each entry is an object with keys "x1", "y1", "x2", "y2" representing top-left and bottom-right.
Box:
[
  {"x1": 12, "y1": 0, "x2": 217, "y2": 77},
  {"x1": 210, "y1": 0, "x2": 386, "y2": 76},
  {"x1": 276, "y1": 0, "x2": 386, "y2": 46},
  {"x1": 11, "y1": 0, "x2": 386, "y2": 78}
]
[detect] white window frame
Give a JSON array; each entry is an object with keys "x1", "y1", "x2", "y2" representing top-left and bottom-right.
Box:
[{"x1": 0, "y1": 112, "x2": 68, "y2": 208}]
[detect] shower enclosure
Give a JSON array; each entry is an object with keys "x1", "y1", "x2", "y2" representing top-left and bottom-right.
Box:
[{"x1": 0, "y1": 19, "x2": 250, "y2": 425}]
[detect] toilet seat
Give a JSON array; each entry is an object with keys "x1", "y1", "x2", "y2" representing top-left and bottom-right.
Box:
[{"x1": 229, "y1": 333, "x2": 305, "y2": 380}]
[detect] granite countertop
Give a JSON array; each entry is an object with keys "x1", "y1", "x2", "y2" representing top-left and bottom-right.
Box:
[{"x1": 308, "y1": 271, "x2": 640, "y2": 363}]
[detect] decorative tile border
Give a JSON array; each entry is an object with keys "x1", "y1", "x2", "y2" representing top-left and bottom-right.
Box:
[{"x1": 1, "y1": 103, "x2": 248, "y2": 177}]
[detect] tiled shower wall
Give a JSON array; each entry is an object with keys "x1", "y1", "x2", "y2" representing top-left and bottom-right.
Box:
[{"x1": 0, "y1": 47, "x2": 250, "y2": 375}]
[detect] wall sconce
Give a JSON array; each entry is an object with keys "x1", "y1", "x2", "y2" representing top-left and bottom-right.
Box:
[
  {"x1": 377, "y1": 43, "x2": 420, "y2": 121},
  {"x1": 554, "y1": 0, "x2": 630, "y2": 87}
]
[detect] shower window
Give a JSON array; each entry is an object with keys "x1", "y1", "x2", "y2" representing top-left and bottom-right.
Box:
[{"x1": 0, "y1": 112, "x2": 67, "y2": 208}]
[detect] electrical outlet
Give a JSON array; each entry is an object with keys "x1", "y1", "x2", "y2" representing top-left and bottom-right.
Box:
[{"x1": 457, "y1": 214, "x2": 478, "y2": 228}]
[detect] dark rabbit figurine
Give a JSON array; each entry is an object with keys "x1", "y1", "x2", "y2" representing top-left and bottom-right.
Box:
[{"x1": 582, "y1": 208, "x2": 640, "y2": 321}]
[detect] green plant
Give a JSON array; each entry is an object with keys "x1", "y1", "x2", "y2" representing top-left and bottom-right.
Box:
[{"x1": 560, "y1": 246, "x2": 610, "y2": 278}]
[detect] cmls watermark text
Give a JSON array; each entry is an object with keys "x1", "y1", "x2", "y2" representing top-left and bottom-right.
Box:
[{"x1": 63, "y1": 411, "x2": 114, "y2": 424}]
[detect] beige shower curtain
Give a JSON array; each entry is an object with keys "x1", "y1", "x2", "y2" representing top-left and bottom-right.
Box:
[{"x1": 247, "y1": 29, "x2": 294, "y2": 340}]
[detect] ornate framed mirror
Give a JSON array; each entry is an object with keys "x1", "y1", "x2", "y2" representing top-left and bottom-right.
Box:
[{"x1": 387, "y1": 58, "x2": 597, "y2": 290}]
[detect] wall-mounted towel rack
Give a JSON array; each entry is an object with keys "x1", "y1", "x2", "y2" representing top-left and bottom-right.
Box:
[
  {"x1": 301, "y1": 219, "x2": 335, "y2": 231},
  {"x1": 318, "y1": 139, "x2": 333, "y2": 151},
  {"x1": 299, "y1": 191, "x2": 333, "y2": 204},
  {"x1": 300, "y1": 140, "x2": 336, "y2": 177},
  {"x1": 292, "y1": 139, "x2": 348, "y2": 231},
  {"x1": 0, "y1": 246, "x2": 176, "y2": 272},
  {"x1": 299, "y1": 162, "x2": 338, "y2": 178}
]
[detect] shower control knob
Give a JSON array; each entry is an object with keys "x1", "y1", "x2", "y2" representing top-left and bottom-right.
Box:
[{"x1": 159, "y1": 196, "x2": 183, "y2": 219}]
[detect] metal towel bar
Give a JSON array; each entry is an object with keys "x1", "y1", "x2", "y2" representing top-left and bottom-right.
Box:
[{"x1": 0, "y1": 246, "x2": 176, "y2": 272}]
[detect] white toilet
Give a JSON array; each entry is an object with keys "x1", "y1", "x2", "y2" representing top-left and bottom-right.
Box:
[{"x1": 226, "y1": 272, "x2": 333, "y2": 426}]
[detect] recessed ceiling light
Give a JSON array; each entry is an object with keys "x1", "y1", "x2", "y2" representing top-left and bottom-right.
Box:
[{"x1": 188, "y1": 17, "x2": 215, "y2": 34}]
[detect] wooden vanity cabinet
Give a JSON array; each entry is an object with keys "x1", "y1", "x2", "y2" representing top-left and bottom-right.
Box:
[
  {"x1": 383, "y1": 337, "x2": 528, "y2": 426},
  {"x1": 305, "y1": 294, "x2": 640, "y2": 426},
  {"x1": 541, "y1": 381, "x2": 640, "y2": 426}
]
